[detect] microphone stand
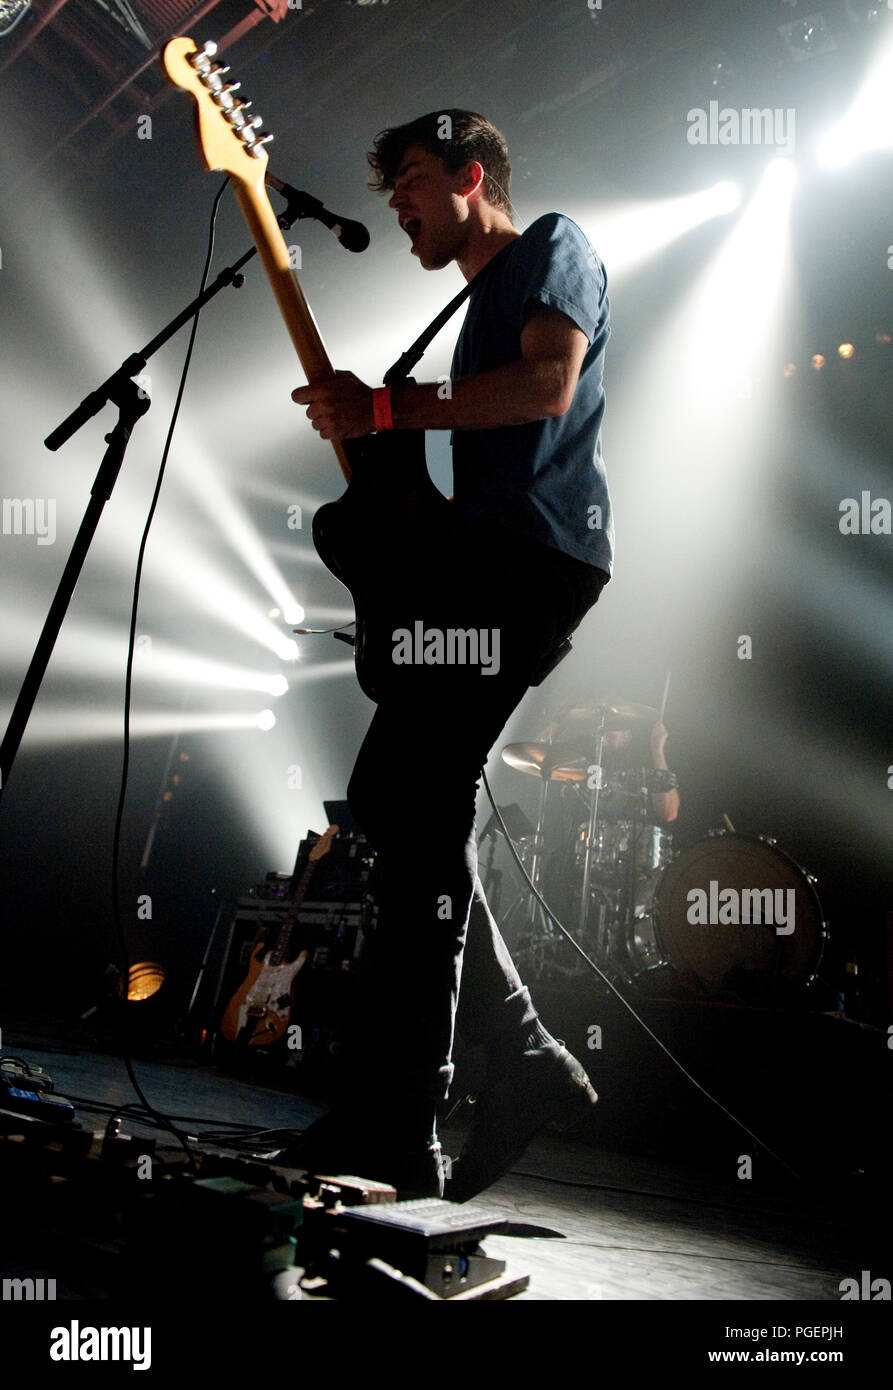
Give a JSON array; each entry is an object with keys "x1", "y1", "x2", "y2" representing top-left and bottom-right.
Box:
[
  {"x1": 269, "y1": 184, "x2": 357, "y2": 244},
  {"x1": 0, "y1": 196, "x2": 326, "y2": 802}
]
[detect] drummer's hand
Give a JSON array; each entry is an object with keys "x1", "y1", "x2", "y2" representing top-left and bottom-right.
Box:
[{"x1": 651, "y1": 721, "x2": 669, "y2": 761}]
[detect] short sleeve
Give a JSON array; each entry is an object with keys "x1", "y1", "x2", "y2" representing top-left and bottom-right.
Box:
[{"x1": 505, "y1": 213, "x2": 606, "y2": 345}]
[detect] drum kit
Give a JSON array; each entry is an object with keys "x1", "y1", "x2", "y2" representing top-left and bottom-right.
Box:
[{"x1": 490, "y1": 700, "x2": 829, "y2": 1004}]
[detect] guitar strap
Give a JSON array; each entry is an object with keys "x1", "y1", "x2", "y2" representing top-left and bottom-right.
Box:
[{"x1": 382, "y1": 239, "x2": 518, "y2": 386}]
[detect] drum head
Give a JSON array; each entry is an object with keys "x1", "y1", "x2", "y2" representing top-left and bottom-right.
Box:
[{"x1": 655, "y1": 833, "x2": 826, "y2": 997}]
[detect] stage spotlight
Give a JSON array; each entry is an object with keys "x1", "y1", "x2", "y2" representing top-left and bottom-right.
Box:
[
  {"x1": 127, "y1": 962, "x2": 166, "y2": 1002},
  {"x1": 817, "y1": 128, "x2": 852, "y2": 168},
  {"x1": 876, "y1": 330, "x2": 891, "y2": 344},
  {"x1": 816, "y1": 26, "x2": 893, "y2": 166},
  {"x1": 267, "y1": 675, "x2": 289, "y2": 697},
  {"x1": 257, "y1": 709, "x2": 276, "y2": 731},
  {"x1": 608, "y1": 143, "x2": 798, "y2": 612},
  {"x1": 763, "y1": 156, "x2": 798, "y2": 190},
  {"x1": 268, "y1": 607, "x2": 281, "y2": 618},
  {"x1": 21, "y1": 707, "x2": 307, "y2": 745},
  {"x1": 783, "y1": 362, "x2": 797, "y2": 377},
  {"x1": 838, "y1": 342, "x2": 855, "y2": 358},
  {"x1": 711, "y1": 181, "x2": 743, "y2": 215},
  {"x1": 174, "y1": 428, "x2": 309, "y2": 626},
  {"x1": 584, "y1": 180, "x2": 742, "y2": 278}
]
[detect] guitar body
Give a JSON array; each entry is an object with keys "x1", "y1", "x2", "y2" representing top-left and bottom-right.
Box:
[
  {"x1": 221, "y1": 944, "x2": 310, "y2": 1047},
  {"x1": 312, "y1": 429, "x2": 455, "y2": 701}
]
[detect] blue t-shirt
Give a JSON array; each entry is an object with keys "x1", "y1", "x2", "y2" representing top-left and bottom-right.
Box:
[{"x1": 450, "y1": 212, "x2": 613, "y2": 575}]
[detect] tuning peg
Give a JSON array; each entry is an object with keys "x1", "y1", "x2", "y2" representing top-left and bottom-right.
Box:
[
  {"x1": 250, "y1": 133, "x2": 275, "y2": 154},
  {"x1": 188, "y1": 39, "x2": 218, "y2": 71},
  {"x1": 227, "y1": 104, "x2": 251, "y2": 128},
  {"x1": 204, "y1": 66, "x2": 232, "y2": 93},
  {"x1": 237, "y1": 114, "x2": 265, "y2": 141},
  {"x1": 213, "y1": 81, "x2": 242, "y2": 110}
]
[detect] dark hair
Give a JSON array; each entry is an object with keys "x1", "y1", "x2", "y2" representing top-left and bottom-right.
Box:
[{"x1": 367, "y1": 109, "x2": 513, "y2": 217}]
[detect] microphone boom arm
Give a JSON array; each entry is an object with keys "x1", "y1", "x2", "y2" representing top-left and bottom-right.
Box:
[{"x1": 265, "y1": 174, "x2": 370, "y2": 253}]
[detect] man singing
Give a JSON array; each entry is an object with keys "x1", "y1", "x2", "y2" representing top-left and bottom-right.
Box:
[{"x1": 291, "y1": 110, "x2": 613, "y2": 1201}]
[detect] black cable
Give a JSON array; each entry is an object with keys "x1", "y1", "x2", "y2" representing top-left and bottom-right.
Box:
[
  {"x1": 54, "y1": 1089, "x2": 320, "y2": 1153},
  {"x1": 58, "y1": 1095, "x2": 266, "y2": 1132},
  {"x1": 481, "y1": 767, "x2": 815, "y2": 1193},
  {"x1": 106, "y1": 177, "x2": 232, "y2": 1174},
  {"x1": 0, "y1": 1056, "x2": 36, "y2": 1074}
]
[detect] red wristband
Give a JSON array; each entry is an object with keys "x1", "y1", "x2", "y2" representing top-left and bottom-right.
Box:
[{"x1": 372, "y1": 385, "x2": 394, "y2": 431}]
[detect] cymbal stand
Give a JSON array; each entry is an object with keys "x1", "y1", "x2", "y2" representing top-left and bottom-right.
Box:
[
  {"x1": 620, "y1": 771, "x2": 651, "y2": 945},
  {"x1": 578, "y1": 709, "x2": 608, "y2": 937},
  {"x1": 498, "y1": 753, "x2": 555, "y2": 941}
]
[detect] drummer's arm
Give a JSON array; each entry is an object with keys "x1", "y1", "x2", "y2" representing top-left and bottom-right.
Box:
[
  {"x1": 650, "y1": 722, "x2": 680, "y2": 824},
  {"x1": 651, "y1": 787, "x2": 679, "y2": 824}
]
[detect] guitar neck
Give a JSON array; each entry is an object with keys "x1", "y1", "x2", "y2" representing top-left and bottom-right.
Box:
[
  {"x1": 271, "y1": 825, "x2": 339, "y2": 962},
  {"x1": 161, "y1": 36, "x2": 351, "y2": 480},
  {"x1": 270, "y1": 859, "x2": 314, "y2": 964},
  {"x1": 233, "y1": 181, "x2": 352, "y2": 484}
]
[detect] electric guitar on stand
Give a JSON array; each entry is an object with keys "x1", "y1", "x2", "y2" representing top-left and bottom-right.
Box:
[
  {"x1": 220, "y1": 824, "x2": 339, "y2": 1048},
  {"x1": 162, "y1": 37, "x2": 453, "y2": 702}
]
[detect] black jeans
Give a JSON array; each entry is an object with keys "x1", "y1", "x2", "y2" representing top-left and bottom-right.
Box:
[{"x1": 343, "y1": 515, "x2": 608, "y2": 1108}]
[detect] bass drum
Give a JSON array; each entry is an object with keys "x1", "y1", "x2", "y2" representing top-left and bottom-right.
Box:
[{"x1": 630, "y1": 832, "x2": 829, "y2": 1000}]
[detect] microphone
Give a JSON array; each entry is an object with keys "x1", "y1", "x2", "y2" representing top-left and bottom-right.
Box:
[{"x1": 266, "y1": 173, "x2": 370, "y2": 252}]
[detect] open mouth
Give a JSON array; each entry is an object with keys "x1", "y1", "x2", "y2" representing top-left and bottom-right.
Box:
[{"x1": 401, "y1": 216, "x2": 422, "y2": 240}]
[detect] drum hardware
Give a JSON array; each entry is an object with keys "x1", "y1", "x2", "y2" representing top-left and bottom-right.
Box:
[
  {"x1": 553, "y1": 701, "x2": 659, "y2": 733},
  {"x1": 498, "y1": 709, "x2": 829, "y2": 1002},
  {"x1": 497, "y1": 686, "x2": 830, "y2": 1002},
  {"x1": 500, "y1": 741, "x2": 589, "y2": 783},
  {"x1": 478, "y1": 803, "x2": 534, "y2": 923},
  {"x1": 499, "y1": 703, "x2": 667, "y2": 988},
  {"x1": 490, "y1": 751, "x2": 561, "y2": 942},
  {"x1": 500, "y1": 705, "x2": 658, "y2": 784},
  {"x1": 577, "y1": 706, "x2": 608, "y2": 942}
]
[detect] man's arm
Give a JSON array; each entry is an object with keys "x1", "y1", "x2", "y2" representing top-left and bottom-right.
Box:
[
  {"x1": 292, "y1": 304, "x2": 589, "y2": 440},
  {"x1": 649, "y1": 722, "x2": 680, "y2": 825}
]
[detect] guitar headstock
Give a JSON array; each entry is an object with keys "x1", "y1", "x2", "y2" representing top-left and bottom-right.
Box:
[{"x1": 162, "y1": 37, "x2": 273, "y2": 193}]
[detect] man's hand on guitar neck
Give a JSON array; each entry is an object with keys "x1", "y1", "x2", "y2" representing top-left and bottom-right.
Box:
[
  {"x1": 292, "y1": 305, "x2": 589, "y2": 441},
  {"x1": 292, "y1": 370, "x2": 376, "y2": 441}
]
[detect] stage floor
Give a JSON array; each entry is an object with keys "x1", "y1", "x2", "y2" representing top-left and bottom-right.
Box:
[{"x1": 1, "y1": 1021, "x2": 883, "y2": 1305}]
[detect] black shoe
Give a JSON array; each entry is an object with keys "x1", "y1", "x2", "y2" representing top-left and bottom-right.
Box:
[
  {"x1": 446, "y1": 1039, "x2": 598, "y2": 1203},
  {"x1": 283, "y1": 1107, "x2": 446, "y2": 1200}
]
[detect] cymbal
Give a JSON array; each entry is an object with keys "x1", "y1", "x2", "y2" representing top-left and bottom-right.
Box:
[
  {"x1": 501, "y1": 741, "x2": 589, "y2": 782},
  {"x1": 557, "y1": 702, "x2": 658, "y2": 733}
]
